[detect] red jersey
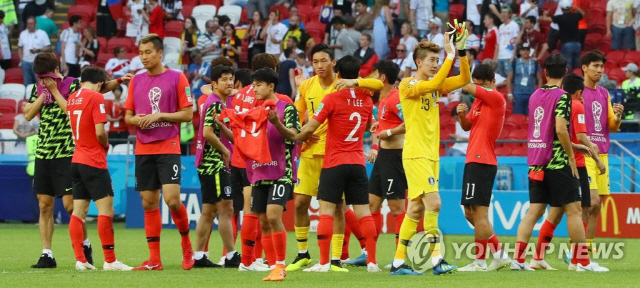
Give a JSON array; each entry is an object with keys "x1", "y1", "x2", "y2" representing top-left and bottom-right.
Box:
[
  {"x1": 465, "y1": 85, "x2": 506, "y2": 165},
  {"x1": 67, "y1": 88, "x2": 109, "y2": 169},
  {"x1": 570, "y1": 99, "x2": 587, "y2": 167},
  {"x1": 149, "y1": 5, "x2": 165, "y2": 38},
  {"x1": 106, "y1": 100, "x2": 127, "y2": 132},
  {"x1": 481, "y1": 28, "x2": 498, "y2": 61},
  {"x1": 220, "y1": 107, "x2": 271, "y2": 164},
  {"x1": 376, "y1": 89, "x2": 403, "y2": 133},
  {"x1": 230, "y1": 84, "x2": 293, "y2": 167},
  {"x1": 123, "y1": 72, "x2": 193, "y2": 155},
  {"x1": 313, "y1": 88, "x2": 373, "y2": 168}
]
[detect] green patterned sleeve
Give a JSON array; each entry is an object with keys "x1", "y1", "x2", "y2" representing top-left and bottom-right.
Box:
[
  {"x1": 68, "y1": 79, "x2": 81, "y2": 94},
  {"x1": 554, "y1": 93, "x2": 570, "y2": 121},
  {"x1": 28, "y1": 84, "x2": 37, "y2": 103},
  {"x1": 203, "y1": 102, "x2": 221, "y2": 127},
  {"x1": 284, "y1": 104, "x2": 300, "y2": 132}
]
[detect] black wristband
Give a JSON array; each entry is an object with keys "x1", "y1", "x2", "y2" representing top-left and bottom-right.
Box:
[{"x1": 458, "y1": 49, "x2": 466, "y2": 57}]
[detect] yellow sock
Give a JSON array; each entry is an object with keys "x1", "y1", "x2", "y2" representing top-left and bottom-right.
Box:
[
  {"x1": 424, "y1": 210, "x2": 441, "y2": 258},
  {"x1": 294, "y1": 226, "x2": 310, "y2": 253},
  {"x1": 393, "y1": 216, "x2": 419, "y2": 260},
  {"x1": 331, "y1": 234, "x2": 344, "y2": 260}
]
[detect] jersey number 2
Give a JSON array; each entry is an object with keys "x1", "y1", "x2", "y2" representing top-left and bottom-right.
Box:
[{"x1": 345, "y1": 112, "x2": 361, "y2": 142}]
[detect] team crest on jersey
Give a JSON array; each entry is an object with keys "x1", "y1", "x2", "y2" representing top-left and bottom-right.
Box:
[
  {"x1": 409, "y1": 79, "x2": 417, "y2": 86},
  {"x1": 396, "y1": 104, "x2": 404, "y2": 120},
  {"x1": 224, "y1": 186, "x2": 232, "y2": 197},
  {"x1": 99, "y1": 104, "x2": 105, "y2": 114},
  {"x1": 314, "y1": 103, "x2": 324, "y2": 116},
  {"x1": 578, "y1": 114, "x2": 585, "y2": 124},
  {"x1": 185, "y1": 87, "x2": 193, "y2": 103},
  {"x1": 428, "y1": 177, "x2": 436, "y2": 186}
]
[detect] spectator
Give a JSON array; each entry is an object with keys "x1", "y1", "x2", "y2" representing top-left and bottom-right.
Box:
[
  {"x1": 392, "y1": 43, "x2": 412, "y2": 78},
  {"x1": 125, "y1": 0, "x2": 149, "y2": 43},
  {"x1": 245, "y1": 11, "x2": 266, "y2": 67},
  {"x1": 35, "y1": 7, "x2": 56, "y2": 39},
  {"x1": 334, "y1": 0, "x2": 354, "y2": 15},
  {"x1": 516, "y1": 16, "x2": 544, "y2": 59},
  {"x1": 480, "y1": 14, "x2": 498, "y2": 62},
  {"x1": 276, "y1": 48, "x2": 297, "y2": 98},
  {"x1": 296, "y1": 52, "x2": 313, "y2": 79},
  {"x1": 13, "y1": 101, "x2": 39, "y2": 155},
  {"x1": 372, "y1": 0, "x2": 393, "y2": 60},
  {"x1": 496, "y1": 6, "x2": 518, "y2": 77},
  {"x1": 221, "y1": 23, "x2": 242, "y2": 67},
  {"x1": 467, "y1": 0, "x2": 483, "y2": 35},
  {"x1": 161, "y1": 0, "x2": 183, "y2": 20},
  {"x1": 330, "y1": 16, "x2": 361, "y2": 60},
  {"x1": 97, "y1": 0, "x2": 117, "y2": 37},
  {"x1": 399, "y1": 22, "x2": 418, "y2": 54},
  {"x1": 622, "y1": 63, "x2": 640, "y2": 97},
  {"x1": 467, "y1": 48, "x2": 479, "y2": 73},
  {"x1": 396, "y1": 0, "x2": 412, "y2": 24},
  {"x1": 105, "y1": 47, "x2": 131, "y2": 78},
  {"x1": 262, "y1": 10, "x2": 288, "y2": 57},
  {"x1": 465, "y1": 20, "x2": 481, "y2": 51},
  {"x1": 410, "y1": 0, "x2": 432, "y2": 37},
  {"x1": 448, "y1": 105, "x2": 470, "y2": 156},
  {"x1": 553, "y1": 1, "x2": 584, "y2": 71},
  {"x1": 325, "y1": 8, "x2": 344, "y2": 45},
  {"x1": 519, "y1": 0, "x2": 539, "y2": 20},
  {"x1": 433, "y1": 0, "x2": 449, "y2": 31},
  {"x1": 148, "y1": 0, "x2": 165, "y2": 38},
  {"x1": 18, "y1": 16, "x2": 51, "y2": 85},
  {"x1": 281, "y1": 5, "x2": 306, "y2": 30},
  {"x1": 0, "y1": 11, "x2": 10, "y2": 69},
  {"x1": 79, "y1": 26, "x2": 99, "y2": 67},
  {"x1": 179, "y1": 17, "x2": 199, "y2": 66},
  {"x1": 607, "y1": 0, "x2": 636, "y2": 51},
  {"x1": 21, "y1": 0, "x2": 48, "y2": 27},
  {"x1": 354, "y1": 0, "x2": 373, "y2": 35},
  {"x1": 247, "y1": 0, "x2": 278, "y2": 23},
  {"x1": 187, "y1": 49, "x2": 211, "y2": 100},
  {"x1": 507, "y1": 43, "x2": 542, "y2": 115},
  {"x1": 197, "y1": 20, "x2": 221, "y2": 65},
  {"x1": 282, "y1": 15, "x2": 314, "y2": 55},
  {"x1": 354, "y1": 33, "x2": 378, "y2": 77},
  {"x1": 481, "y1": 0, "x2": 503, "y2": 31},
  {"x1": 279, "y1": 36, "x2": 303, "y2": 62},
  {"x1": 425, "y1": 17, "x2": 444, "y2": 64},
  {"x1": 106, "y1": 85, "x2": 128, "y2": 145},
  {"x1": 213, "y1": 15, "x2": 230, "y2": 38},
  {"x1": 60, "y1": 15, "x2": 83, "y2": 77}
]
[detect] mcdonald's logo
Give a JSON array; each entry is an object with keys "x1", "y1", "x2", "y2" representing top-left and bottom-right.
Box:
[{"x1": 600, "y1": 196, "x2": 621, "y2": 235}]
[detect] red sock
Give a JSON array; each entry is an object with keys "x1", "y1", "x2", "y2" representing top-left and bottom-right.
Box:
[
  {"x1": 261, "y1": 233, "x2": 276, "y2": 266},
  {"x1": 394, "y1": 213, "x2": 405, "y2": 248},
  {"x1": 341, "y1": 221, "x2": 351, "y2": 260},
  {"x1": 475, "y1": 239, "x2": 488, "y2": 260},
  {"x1": 317, "y1": 215, "x2": 334, "y2": 265},
  {"x1": 272, "y1": 231, "x2": 287, "y2": 264},
  {"x1": 69, "y1": 215, "x2": 87, "y2": 262},
  {"x1": 169, "y1": 203, "x2": 192, "y2": 250},
  {"x1": 535, "y1": 220, "x2": 557, "y2": 260},
  {"x1": 515, "y1": 241, "x2": 527, "y2": 264},
  {"x1": 359, "y1": 216, "x2": 377, "y2": 264},
  {"x1": 488, "y1": 234, "x2": 502, "y2": 253},
  {"x1": 145, "y1": 209, "x2": 162, "y2": 263},
  {"x1": 204, "y1": 224, "x2": 212, "y2": 254},
  {"x1": 345, "y1": 209, "x2": 365, "y2": 249},
  {"x1": 240, "y1": 214, "x2": 259, "y2": 266},
  {"x1": 98, "y1": 215, "x2": 116, "y2": 263},
  {"x1": 371, "y1": 211, "x2": 383, "y2": 238},
  {"x1": 583, "y1": 222, "x2": 588, "y2": 236},
  {"x1": 571, "y1": 243, "x2": 590, "y2": 266},
  {"x1": 232, "y1": 214, "x2": 239, "y2": 244},
  {"x1": 254, "y1": 228, "x2": 263, "y2": 261}
]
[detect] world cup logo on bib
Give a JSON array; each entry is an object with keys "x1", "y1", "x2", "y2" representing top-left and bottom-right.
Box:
[
  {"x1": 148, "y1": 87, "x2": 162, "y2": 114},
  {"x1": 533, "y1": 106, "x2": 544, "y2": 138},
  {"x1": 592, "y1": 101, "x2": 603, "y2": 132}
]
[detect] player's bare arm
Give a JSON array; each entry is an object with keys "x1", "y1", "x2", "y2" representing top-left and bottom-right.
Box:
[
  {"x1": 268, "y1": 110, "x2": 298, "y2": 141},
  {"x1": 571, "y1": 143, "x2": 592, "y2": 158},
  {"x1": 95, "y1": 123, "x2": 109, "y2": 150},
  {"x1": 24, "y1": 93, "x2": 45, "y2": 121},
  {"x1": 124, "y1": 110, "x2": 145, "y2": 126},
  {"x1": 43, "y1": 78, "x2": 67, "y2": 114},
  {"x1": 376, "y1": 123, "x2": 406, "y2": 140},
  {"x1": 610, "y1": 102, "x2": 624, "y2": 131},
  {"x1": 556, "y1": 116, "x2": 578, "y2": 178},
  {"x1": 213, "y1": 113, "x2": 234, "y2": 144},
  {"x1": 456, "y1": 103, "x2": 471, "y2": 131},
  {"x1": 203, "y1": 125, "x2": 231, "y2": 167},
  {"x1": 576, "y1": 132, "x2": 606, "y2": 175},
  {"x1": 139, "y1": 107, "x2": 193, "y2": 129},
  {"x1": 100, "y1": 73, "x2": 134, "y2": 93},
  {"x1": 295, "y1": 119, "x2": 321, "y2": 141}
]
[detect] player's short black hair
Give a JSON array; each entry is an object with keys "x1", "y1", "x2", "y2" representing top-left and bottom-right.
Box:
[
  {"x1": 251, "y1": 53, "x2": 278, "y2": 71},
  {"x1": 252, "y1": 68, "x2": 279, "y2": 87},
  {"x1": 235, "y1": 68, "x2": 252, "y2": 87},
  {"x1": 139, "y1": 34, "x2": 163, "y2": 51},
  {"x1": 374, "y1": 60, "x2": 400, "y2": 84},
  {"x1": 472, "y1": 63, "x2": 495, "y2": 82},
  {"x1": 33, "y1": 52, "x2": 59, "y2": 75},
  {"x1": 211, "y1": 65, "x2": 235, "y2": 82},
  {"x1": 356, "y1": 0, "x2": 367, "y2": 5},
  {"x1": 335, "y1": 55, "x2": 361, "y2": 80},
  {"x1": 69, "y1": 15, "x2": 82, "y2": 25},
  {"x1": 525, "y1": 15, "x2": 537, "y2": 24},
  {"x1": 544, "y1": 54, "x2": 568, "y2": 79},
  {"x1": 562, "y1": 73, "x2": 585, "y2": 95},
  {"x1": 581, "y1": 50, "x2": 607, "y2": 68},
  {"x1": 80, "y1": 66, "x2": 108, "y2": 84},
  {"x1": 311, "y1": 43, "x2": 334, "y2": 60},
  {"x1": 211, "y1": 57, "x2": 234, "y2": 69},
  {"x1": 217, "y1": 15, "x2": 231, "y2": 26}
]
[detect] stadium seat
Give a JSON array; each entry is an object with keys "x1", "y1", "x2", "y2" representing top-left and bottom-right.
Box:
[
  {"x1": 607, "y1": 50, "x2": 625, "y2": 64},
  {"x1": 310, "y1": 5, "x2": 323, "y2": 22},
  {"x1": 495, "y1": 146, "x2": 512, "y2": 156},
  {"x1": 97, "y1": 37, "x2": 108, "y2": 53},
  {"x1": 107, "y1": 37, "x2": 135, "y2": 54},
  {"x1": 511, "y1": 146, "x2": 527, "y2": 156},
  {"x1": 165, "y1": 20, "x2": 184, "y2": 38},
  {"x1": 24, "y1": 84, "x2": 34, "y2": 99},
  {"x1": 10, "y1": 52, "x2": 19, "y2": 67},
  {"x1": 4, "y1": 68, "x2": 23, "y2": 84},
  {"x1": 68, "y1": 5, "x2": 96, "y2": 24},
  {"x1": 218, "y1": 5, "x2": 243, "y2": 25},
  {"x1": 193, "y1": 5, "x2": 217, "y2": 31},
  {"x1": 598, "y1": 36, "x2": 612, "y2": 54},
  {"x1": 295, "y1": 0, "x2": 316, "y2": 6},
  {"x1": 572, "y1": 68, "x2": 583, "y2": 75},
  {"x1": 18, "y1": 99, "x2": 28, "y2": 112},
  {"x1": 97, "y1": 53, "x2": 111, "y2": 68},
  {"x1": 588, "y1": 17, "x2": 606, "y2": 35},
  {"x1": 163, "y1": 37, "x2": 183, "y2": 54},
  {"x1": 0, "y1": 128, "x2": 17, "y2": 153},
  {"x1": 604, "y1": 60, "x2": 618, "y2": 72},
  {"x1": 0, "y1": 84, "x2": 26, "y2": 100},
  {"x1": 270, "y1": 5, "x2": 289, "y2": 20},
  {"x1": 163, "y1": 53, "x2": 181, "y2": 66},
  {"x1": 75, "y1": 0, "x2": 98, "y2": 5},
  {"x1": 240, "y1": 6, "x2": 248, "y2": 24},
  {"x1": 626, "y1": 51, "x2": 640, "y2": 65},
  {"x1": 584, "y1": 33, "x2": 602, "y2": 51},
  {"x1": 502, "y1": 122, "x2": 517, "y2": 132},
  {"x1": 0, "y1": 99, "x2": 17, "y2": 114},
  {"x1": 182, "y1": 5, "x2": 195, "y2": 18},
  {"x1": 199, "y1": 0, "x2": 222, "y2": 6},
  {"x1": 608, "y1": 68, "x2": 626, "y2": 86},
  {"x1": 449, "y1": 4, "x2": 464, "y2": 24},
  {"x1": 506, "y1": 114, "x2": 526, "y2": 125},
  {"x1": 618, "y1": 59, "x2": 635, "y2": 69},
  {"x1": 542, "y1": 3, "x2": 557, "y2": 14},
  {"x1": 112, "y1": 144, "x2": 134, "y2": 155},
  {"x1": 183, "y1": 0, "x2": 197, "y2": 6},
  {"x1": 508, "y1": 129, "x2": 528, "y2": 140},
  {"x1": 297, "y1": 4, "x2": 314, "y2": 21}
]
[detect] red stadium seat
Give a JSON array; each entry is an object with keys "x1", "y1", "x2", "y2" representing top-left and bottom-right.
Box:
[
  {"x1": 107, "y1": 37, "x2": 135, "y2": 54},
  {"x1": 607, "y1": 50, "x2": 625, "y2": 63},
  {"x1": 183, "y1": 0, "x2": 197, "y2": 6},
  {"x1": 584, "y1": 33, "x2": 602, "y2": 51},
  {"x1": 449, "y1": 4, "x2": 464, "y2": 24},
  {"x1": 511, "y1": 146, "x2": 527, "y2": 156},
  {"x1": 502, "y1": 122, "x2": 517, "y2": 132},
  {"x1": 604, "y1": 60, "x2": 618, "y2": 72},
  {"x1": 0, "y1": 113, "x2": 16, "y2": 129},
  {"x1": 310, "y1": 5, "x2": 323, "y2": 22},
  {"x1": 598, "y1": 36, "x2": 612, "y2": 54},
  {"x1": 240, "y1": 6, "x2": 248, "y2": 24},
  {"x1": 270, "y1": 5, "x2": 289, "y2": 20},
  {"x1": 68, "y1": 5, "x2": 96, "y2": 23},
  {"x1": 0, "y1": 99, "x2": 17, "y2": 114},
  {"x1": 508, "y1": 129, "x2": 528, "y2": 140},
  {"x1": 572, "y1": 68, "x2": 583, "y2": 75},
  {"x1": 608, "y1": 68, "x2": 626, "y2": 86},
  {"x1": 506, "y1": 114, "x2": 526, "y2": 125},
  {"x1": 495, "y1": 146, "x2": 512, "y2": 156},
  {"x1": 4, "y1": 68, "x2": 23, "y2": 84},
  {"x1": 75, "y1": 0, "x2": 98, "y2": 5},
  {"x1": 17, "y1": 99, "x2": 28, "y2": 112},
  {"x1": 626, "y1": 51, "x2": 640, "y2": 65},
  {"x1": 619, "y1": 59, "x2": 635, "y2": 69},
  {"x1": 97, "y1": 53, "x2": 111, "y2": 68},
  {"x1": 295, "y1": 0, "x2": 316, "y2": 6},
  {"x1": 97, "y1": 37, "x2": 108, "y2": 53},
  {"x1": 297, "y1": 4, "x2": 314, "y2": 22},
  {"x1": 165, "y1": 20, "x2": 184, "y2": 38},
  {"x1": 199, "y1": 0, "x2": 222, "y2": 6},
  {"x1": 542, "y1": 3, "x2": 557, "y2": 14},
  {"x1": 306, "y1": 21, "x2": 326, "y2": 43},
  {"x1": 182, "y1": 5, "x2": 195, "y2": 18},
  {"x1": 10, "y1": 52, "x2": 19, "y2": 67}
]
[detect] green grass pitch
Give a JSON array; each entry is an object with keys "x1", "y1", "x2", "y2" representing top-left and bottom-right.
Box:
[{"x1": 1, "y1": 222, "x2": 639, "y2": 287}]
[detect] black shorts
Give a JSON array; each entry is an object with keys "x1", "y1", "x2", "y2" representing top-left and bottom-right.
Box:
[
  {"x1": 251, "y1": 182, "x2": 292, "y2": 213},
  {"x1": 369, "y1": 149, "x2": 407, "y2": 200},
  {"x1": 578, "y1": 167, "x2": 591, "y2": 207},
  {"x1": 199, "y1": 170, "x2": 233, "y2": 204},
  {"x1": 71, "y1": 163, "x2": 114, "y2": 201},
  {"x1": 460, "y1": 163, "x2": 497, "y2": 207},
  {"x1": 230, "y1": 165, "x2": 250, "y2": 211},
  {"x1": 529, "y1": 166, "x2": 581, "y2": 207},
  {"x1": 33, "y1": 157, "x2": 73, "y2": 198},
  {"x1": 318, "y1": 164, "x2": 369, "y2": 205},
  {"x1": 135, "y1": 154, "x2": 181, "y2": 191}
]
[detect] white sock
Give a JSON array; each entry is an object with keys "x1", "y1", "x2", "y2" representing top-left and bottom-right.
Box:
[
  {"x1": 432, "y1": 255, "x2": 443, "y2": 266},
  {"x1": 298, "y1": 249, "x2": 308, "y2": 254},
  {"x1": 42, "y1": 249, "x2": 53, "y2": 258},
  {"x1": 276, "y1": 260, "x2": 285, "y2": 266},
  {"x1": 204, "y1": 251, "x2": 210, "y2": 258},
  {"x1": 226, "y1": 250, "x2": 237, "y2": 260},
  {"x1": 474, "y1": 259, "x2": 487, "y2": 266},
  {"x1": 392, "y1": 259, "x2": 405, "y2": 268},
  {"x1": 361, "y1": 248, "x2": 367, "y2": 255},
  {"x1": 494, "y1": 249, "x2": 507, "y2": 260},
  {"x1": 331, "y1": 257, "x2": 340, "y2": 261},
  {"x1": 194, "y1": 251, "x2": 204, "y2": 260},
  {"x1": 83, "y1": 239, "x2": 91, "y2": 247}
]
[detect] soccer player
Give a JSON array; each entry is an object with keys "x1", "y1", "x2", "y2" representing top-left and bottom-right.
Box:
[
  {"x1": 390, "y1": 31, "x2": 470, "y2": 276},
  {"x1": 193, "y1": 65, "x2": 241, "y2": 268},
  {"x1": 295, "y1": 55, "x2": 380, "y2": 273},
  {"x1": 66, "y1": 66, "x2": 133, "y2": 271},
  {"x1": 530, "y1": 73, "x2": 607, "y2": 270},
  {"x1": 511, "y1": 54, "x2": 607, "y2": 272},
  {"x1": 124, "y1": 34, "x2": 195, "y2": 271},
  {"x1": 288, "y1": 44, "x2": 383, "y2": 272},
  {"x1": 24, "y1": 52, "x2": 128, "y2": 268},
  {"x1": 580, "y1": 51, "x2": 624, "y2": 258},
  {"x1": 454, "y1": 63, "x2": 511, "y2": 272}
]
